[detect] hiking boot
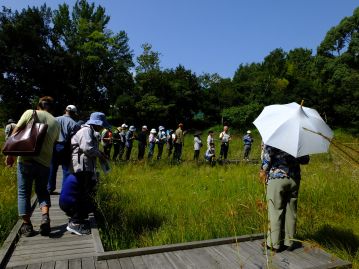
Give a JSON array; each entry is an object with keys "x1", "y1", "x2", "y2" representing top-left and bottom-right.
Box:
[
  {"x1": 67, "y1": 221, "x2": 91, "y2": 236},
  {"x1": 39, "y1": 214, "x2": 51, "y2": 236},
  {"x1": 20, "y1": 222, "x2": 34, "y2": 237}
]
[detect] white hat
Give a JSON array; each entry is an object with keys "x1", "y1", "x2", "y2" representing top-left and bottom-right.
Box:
[
  {"x1": 150, "y1": 128, "x2": 157, "y2": 134},
  {"x1": 142, "y1": 125, "x2": 148, "y2": 130},
  {"x1": 129, "y1": 126, "x2": 136, "y2": 131},
  {"x1": 247, "y1": 130, "x2": 251, "y2": 134},
  {"x1": 158, "y1": 126, "x2": 165, "y2": 131},
  {"x1": 121, "y1": 123, "x2": 128, "y2": 128},
  {"x1": 66, "y1": 105, "x2": 78, "y2": 114}
]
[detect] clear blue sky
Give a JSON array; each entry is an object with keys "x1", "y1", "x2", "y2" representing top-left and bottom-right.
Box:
[{"x1": 2, "y1": 0, "x2": 358, "y2": 78}]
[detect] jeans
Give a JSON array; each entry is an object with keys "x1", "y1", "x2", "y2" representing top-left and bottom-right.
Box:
[
  {"x1": 18, "y1": 161, "x2": 51, "y2": 216},
  {"x1": 48, "y1": 143, "x2": 71, "y2": 192},
  {"x1": 148, "y1": 142, "x2": 155, "y2": 159}
]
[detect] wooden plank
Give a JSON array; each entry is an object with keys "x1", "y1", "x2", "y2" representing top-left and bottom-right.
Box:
[
  {"x1": 94, "y1": 260, "x2": 109, "y2": 269},
  {"x1": 68, "y1": 258, "x2": 81, "y2": 269},
  {"x1": 81, "y1": 257, "x2": 95, "y2": 269},
  {"x1": 13, "y1": 240, "x2": 94, "y2": 255},
  {"x1": 8, "y1": 250, "x2": 95, "y2": 268},
  {"x1": 27, "y1": 263, "x2": 41, "y2": 269},
  {"x1": 89, "y1": 215, "x2": 104, "y2": 253},
  {"x1": 166, "y1": 251, "x2": 196, "y2": 269},
  {"x1": 18, "y1": 234, "x2": 92, "y2": 246},
  {"x1": 118, "y1": 257, "x2": 135, "y2": 269},
  {"x1": 180, "y1": 246, "x2": 225, "y2": 269},
  {"x1": 141, "y1": 253, "x2": 172, "y2": 269},
  {"x1": 97, "y1": 234, "x2": 264, "y2": 260},
  {"x1": 205, "y1": 246, "x2": 242, "y2": 269},
  {"x1": 40, "y1": 261, "x2": 55, "y2": 269},
  {"x1": 6, "y1": 265, "x2": 27, "y2": 269},
  {"x1": 54, "y1": 260, "x2": 68, "y2": 269},
  {"x1": 215, "y1": 244, "x2": 257, "y2": 269},
  {"x1": 130, "y1": 256, "x2": 148, "y2": 269},
  {"x1": 106, "y1": 259, "x2": 122, "y2": 269}
]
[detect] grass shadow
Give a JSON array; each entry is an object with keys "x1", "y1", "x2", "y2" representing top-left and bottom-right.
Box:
[{"x1": 309, "y1": 224, "x2": 359, "y2": 256}]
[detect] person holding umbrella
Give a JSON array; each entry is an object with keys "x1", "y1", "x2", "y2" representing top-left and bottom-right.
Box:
[
  {"x1": 260, "y1": 146, "x2": 309, "y2": 252},
  {"x1": 254, "y1": 101, "x2": 333, "y2": 252}
]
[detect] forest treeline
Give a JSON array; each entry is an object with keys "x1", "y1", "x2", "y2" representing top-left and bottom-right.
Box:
[{"x1": 0, "y1": 1, "x2": 358, "y2": 133}]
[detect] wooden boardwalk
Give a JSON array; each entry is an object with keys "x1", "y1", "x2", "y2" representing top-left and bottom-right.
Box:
[{"x1": 0, "y1": 170, "x2": 352, "y2": 269}]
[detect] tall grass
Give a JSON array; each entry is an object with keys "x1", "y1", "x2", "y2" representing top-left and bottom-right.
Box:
[
  {"x1": 0, "y1": 130, "x2": 18, "y2": 246},
  {"x1": 95, "y1": 129, "x2": 359, "y2": 267}
]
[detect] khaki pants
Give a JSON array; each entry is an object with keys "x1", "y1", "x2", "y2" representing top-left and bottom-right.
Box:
[{"x1": 266, "y1": 177, "x2": 300, "y2": 249}]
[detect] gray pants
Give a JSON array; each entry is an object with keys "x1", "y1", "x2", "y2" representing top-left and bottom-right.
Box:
[{"x1": 266, "y1": 176, "x2": 299, "y2": 249}]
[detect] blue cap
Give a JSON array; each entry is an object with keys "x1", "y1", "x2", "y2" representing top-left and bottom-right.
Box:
[{"x1": 86, "y1": 112, "x2": 110, "y2": 128}]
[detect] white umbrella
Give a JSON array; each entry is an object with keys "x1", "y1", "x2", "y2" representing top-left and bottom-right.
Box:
[{"x1": 253, "y1": 102, "x2": 333, "y2": 157}]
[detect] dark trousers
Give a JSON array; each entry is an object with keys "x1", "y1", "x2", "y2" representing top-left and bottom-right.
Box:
[
  {"x1": 48, "y1": 143, "x2": 71, "y2": 193},
  {"x1": 125, "y1": 146, "x2": 132, "y2": 160},
  {"x1": 193, "y1": 150, "x2": 200, "y2": 161},
  {"x1": 113, "y1": 142, "x2": 125, "y2": 161},
  {"x1": 244, "y1": 145, "x2": 251, "y2": 159},
  {"x1": 103, "y1": 144, "x2": 112, "y2": 159},
  {"x1": 138, "y1": 143, "x2": 146, "y2": 160},
  {"x1": 157, "y1": 143, "x2": 164, "y2": 160},
  {"x1": 220, "y1": 143, "x2": 229, "y2": 160},
  {"x1": 173, "y1": 143, "x2": 183, "y2": 162}
]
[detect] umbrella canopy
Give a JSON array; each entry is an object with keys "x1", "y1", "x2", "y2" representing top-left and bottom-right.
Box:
[{"x1": 253, "y1": 102, "x2": 333, "y2": 157}]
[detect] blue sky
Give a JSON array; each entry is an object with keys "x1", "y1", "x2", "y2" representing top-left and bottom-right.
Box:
[{"x1": 2, "y1": 0, "x2": 358, "y2": 78}]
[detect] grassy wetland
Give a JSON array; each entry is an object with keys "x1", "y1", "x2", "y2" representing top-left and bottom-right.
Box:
[{"x1": 0, "y1": 128, "x2": 358, "y2": 267}]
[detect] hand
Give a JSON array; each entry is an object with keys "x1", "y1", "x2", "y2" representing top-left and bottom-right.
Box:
[
  {"x1": 259, "y1": 169, "x2": 267, "y2": 184},
  {"x1": 5, "y1": 155, "x2": 15, "y2": 167}
]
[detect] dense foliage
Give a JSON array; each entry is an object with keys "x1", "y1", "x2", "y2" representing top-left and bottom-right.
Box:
[{"x1": 0, "y1": 1, "x2": 358, "y2": 132}]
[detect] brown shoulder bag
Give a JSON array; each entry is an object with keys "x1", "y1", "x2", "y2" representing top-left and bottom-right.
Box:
[{"x1": 2, "y1": 110, "x2": 48, "y2": 156}]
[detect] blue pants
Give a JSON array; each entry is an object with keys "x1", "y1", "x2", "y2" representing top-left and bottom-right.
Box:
[{"x1": 18, "y1": 161, "x2": 51, "y2": 216}]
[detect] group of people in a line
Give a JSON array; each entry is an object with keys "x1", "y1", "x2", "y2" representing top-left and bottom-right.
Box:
[
  {"x1": 4, "y1": 96, "x2": 310, "y2": 253},
  {"x1": 93, "y1": 124, "x2": 255, "y2": 164}
]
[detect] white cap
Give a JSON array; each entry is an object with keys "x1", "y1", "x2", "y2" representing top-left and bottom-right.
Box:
[
  {"x1": 150, "y1": 128, "x2": 157, "y2": 134},
  {"x1": 66, "y1": 105, "x2": 78, "y2": 114},
  {"x1": 159, "y1": 126, "x2": 165, "y2": 131},
  {"x1": 142, "y1": 125, "x2": 148, "y2": 130},
  {"x1": 247, "y1": 130, "x2": 251, "y2": 134},
  {"x1": 129, "y1": 126, "x2": 136, "y2": 131},
  {"x1": 121, "y1": 123, "x2": 128, "y2": 128}
]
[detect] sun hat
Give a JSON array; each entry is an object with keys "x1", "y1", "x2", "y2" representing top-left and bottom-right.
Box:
[
  {"x1": 66, "y1": 105, "x2": 78, "y2": 114},
  {"x1": 247, "y1": 130, "x2": 251, "y2": 134},
  {"x1": 129, "y1": 126, "x2": 136, "y2": 131},
  {"x1": 142, "y1": 125, "x2": 148, "y2": 130},
  {"x1": 7, "y1": 118, "x2": 16, "y2": 124},
  {"x1": 86, "y1": 112, "x2": 110, "y2": 128},
  {"x1": 121, "y1": 123, "x2": 128, "y2": 128},
  {"x1": 158, "y1": 126, "x2": 165, "y2": 131},
  {"x1": 150, "y1": 128, "x2": 157, "y2": 134}
]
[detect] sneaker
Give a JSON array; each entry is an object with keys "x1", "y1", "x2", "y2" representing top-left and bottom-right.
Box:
[
  {"x1": 39, "y1": 214, "x2": 51, "y2": 236},
  {"x1": 67, "y1": 222, "x2": 91, "y2": 235},
  {"x1": 20, "y1": 222, "x2": 34, "y2": 237}
]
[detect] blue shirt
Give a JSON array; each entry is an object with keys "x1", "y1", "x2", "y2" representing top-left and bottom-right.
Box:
[
  {"x1": 243, "y1": 134, "x2": 253, "y2": 146},
  {"x1": 56, "y1": 114, "x2": 78, "y2": 143}
]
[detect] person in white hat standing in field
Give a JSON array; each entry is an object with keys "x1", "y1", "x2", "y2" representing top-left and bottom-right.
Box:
[
  {"x1": 148, "y1": 128, "x2": 158, "y2": 160},
  {"x1": 242, "y1": 130, "x2": 254, "y2": 161}
]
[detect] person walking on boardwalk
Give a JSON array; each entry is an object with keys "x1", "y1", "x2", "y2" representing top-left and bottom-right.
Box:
[
  {"x1": 48, "y1": 105, "x2": 79, "y2": 194},
  {"x1": 157, "y1": 126, "x2": 166, "y2": 160},
  {"x1": 148, "y1": 128, "x2": 157, "y2": 160},
  {"x1": 5, "y1": 96, "x2": 60, "y2": 237},
  {"x1": 242, "y1": 130, "x2": 254, "y2": 161},
  {"x1": 137, "y1": 125, "x2": 148, "y2": 160},
  {"x1": 219, "y1": 125, "x2": 231, "y2": 161},
  {"x1": 125, "y1": 125, "x2": 136, "y2": 160},
  {"x1": 260, "y1": 145, "x2": 309, "y2": 252},
  {"x1": 173, "y1": 123, "x2": 184, "y2": 162},
  {"x1": 193, "y1": 132, "x2": 202, "y2": 161},
  {"x1": 64, "y1": 112, "x2": 109, "y2": 235},
  {"x1": 4, "y1": 118, "x2": 16, "y2": 141}
]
